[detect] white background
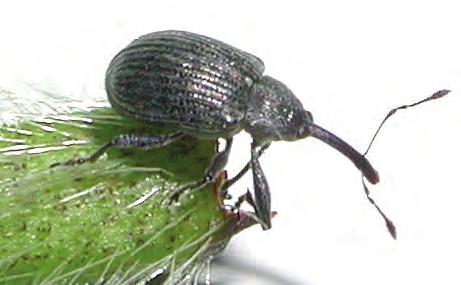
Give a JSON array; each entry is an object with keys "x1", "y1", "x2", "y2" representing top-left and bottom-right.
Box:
[{"x1": 1, "y1": 1, "x2": 460, "y2": 284}]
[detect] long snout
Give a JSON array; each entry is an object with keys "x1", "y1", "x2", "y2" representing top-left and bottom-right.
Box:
[{"x1": 307, "y1": 123, "x2": 379, "y2": 184}]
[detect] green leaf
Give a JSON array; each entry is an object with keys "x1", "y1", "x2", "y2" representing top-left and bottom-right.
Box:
[{"x1": 0, "y1": 94, "x2": 257, "y2": 284}]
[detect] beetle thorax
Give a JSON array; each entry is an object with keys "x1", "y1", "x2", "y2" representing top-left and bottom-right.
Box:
[{"x1": 243, "y1": 76, "x2": 313, "y2": 145}]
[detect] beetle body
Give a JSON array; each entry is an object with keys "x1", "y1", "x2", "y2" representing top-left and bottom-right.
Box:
[
  {"x1": 73, "y1": 31, "x2": 379, "y2": 230},
  {"x1": 106, "y1": 30, "x2": 312, "y2": 145},
  {"x1": 106, "y1": 30, "x2": 264, "y2": 139}
]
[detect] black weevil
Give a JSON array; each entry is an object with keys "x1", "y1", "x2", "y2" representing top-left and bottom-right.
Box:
[{"x1": 57, "y1": 30, "x2": 398, "y2": 232}]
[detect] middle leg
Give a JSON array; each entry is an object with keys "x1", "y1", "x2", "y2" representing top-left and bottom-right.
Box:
[{"x1": 166, "y1": 138, "x2": 234, "y2": 202}]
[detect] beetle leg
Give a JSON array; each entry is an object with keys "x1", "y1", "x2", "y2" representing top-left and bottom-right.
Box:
[
  {"x1": 228, "y1": 189, "x2": 274, "y2": 231},
  {"x1": 51, "y1": 132, "x2": 184, "y2": 167},
  {"x1": 248, "y1": 142, "x2": 272, "y2": 230},
  {"x1": 167, "y1": 138, "x2": 233, "y2": 202},
  {"x1": 221, "y1": 143, "x2": 270, "y2": 192},
  {"x1": 203, "y1": 138, "x2": 233, "y2": 182},
  {"x1": 221, "y1": 189, "x2": 253, "y2": 214}
]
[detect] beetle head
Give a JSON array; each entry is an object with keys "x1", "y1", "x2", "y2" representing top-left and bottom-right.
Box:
[{"x1": 245, "y1": 75, "x2": 379, "y2": 184}]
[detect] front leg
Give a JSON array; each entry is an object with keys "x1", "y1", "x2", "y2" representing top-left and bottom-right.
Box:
[
  {"x1": 249, "y1": 141, "x2": 272, "y2": 230},
  {"x1": 221, "y1": 143, "x2": 270, "y2": 192}
]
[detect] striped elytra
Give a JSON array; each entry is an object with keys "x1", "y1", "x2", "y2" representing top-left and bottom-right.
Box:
[{"x1": 105, "y1": 30, "x2": 265, "y2": 138}]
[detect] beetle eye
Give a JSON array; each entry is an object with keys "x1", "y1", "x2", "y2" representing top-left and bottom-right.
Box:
[{"x1": 305, "y1": 110, "x2": 314, "y2": 122}]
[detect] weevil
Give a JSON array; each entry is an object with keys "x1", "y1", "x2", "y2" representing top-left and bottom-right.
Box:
[{"x1": 58, "y1": 30, "x2": 382, "y2": 231}]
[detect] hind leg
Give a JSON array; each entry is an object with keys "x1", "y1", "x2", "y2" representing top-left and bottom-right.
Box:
[{"x1": 51, "y1": 132, "x2": 184, "y2": 167}]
